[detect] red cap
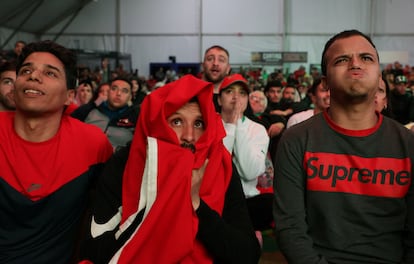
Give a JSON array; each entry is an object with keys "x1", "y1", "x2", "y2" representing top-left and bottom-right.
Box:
[{"x1": 219, "y1": 74, "x2": 249, "y2": 93}]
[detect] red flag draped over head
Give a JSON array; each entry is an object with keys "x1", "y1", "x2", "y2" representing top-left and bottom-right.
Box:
[{"x1": 111, "y1": 75, "x2": 232, "y2": 263}]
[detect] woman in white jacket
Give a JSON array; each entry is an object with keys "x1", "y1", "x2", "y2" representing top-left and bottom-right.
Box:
[{"x1": 218, "y1": 74, "x2": 273, "y2": 231}]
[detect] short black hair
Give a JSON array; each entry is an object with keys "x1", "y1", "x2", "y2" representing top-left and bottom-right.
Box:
[
  {"x1": 380, "y1": 74, "x2": 394, "y2": 118},
  {"x1": 308, "y1": 78, "x2": 322, "y2": 95},
  {"x1": 111, "y1": 76, "x2": 133, "y2": 92},
  {"x1": 321, "y1": 29, "x2": 379, "y2": 76},
  {"x1": 16, "y1": 40, "x2": 77, "y2": 89},
  {"x1": 0, "y1": 59, "x2": 16, "y2": 74},
  {"x1": 15, "y1": 40, "x2": 26, "y2": 46},
  {"x1": 78, "y1": 79, "x2": 93, "y2": 87},
  {"x1": 264, "y1": 80, "x2": 283, "y2": 93}
]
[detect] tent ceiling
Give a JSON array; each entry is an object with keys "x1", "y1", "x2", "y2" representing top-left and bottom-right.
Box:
[{"x1": 0, "y1": 0, "x2": 94, "y2": 35}]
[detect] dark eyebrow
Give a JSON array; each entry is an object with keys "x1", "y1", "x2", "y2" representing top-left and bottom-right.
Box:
[
  {"x1": 20, "y1": 62, "x2": 32, "y2": 68},
  {"x1": 21, "y1": 62, "x2": 62, "y2": 73},
  {"x1": 45, "y1": 64, "x2": 62, "y2": 73},
  {"x1": 333, "y1": 54, "x2": 350, "y2": 61},
  {"x1": 359, "y1": 52, "x2": 375, "y2": 58}
]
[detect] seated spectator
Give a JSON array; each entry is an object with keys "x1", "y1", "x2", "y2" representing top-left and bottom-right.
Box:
[
  {"x1": 297, "y1": 81, "x2": 312, "y2": 108},
  {"x1": 131, "y1": 76, "x2": 147, "y2": 106},
  {"x1": 390, "y1": 75, "x2": 413, "y2": 124},
  {"x1": 218, "y1": 74, "x2": 273, "y2": 231},
  {"x1": 376, "y1": 75, "x2": 394, "y2": 119},
  {"x1": 264, "y1": 80, "x2": 284, "y2": 114},
  {"x1": 0, "y1": 40, "x2": 113, "y2": 263},
  {"x1": 63, "y1": 88, "x2": 78, "y2": 115},
  {"x1": 71, "y1": 77, "x2": 139, "y2": 151},
  {"x1": 5, "y1": 40, "x2": 25, "y2": 61},
  {"x1": 77, "y1": 74, "x2": 260, "y2": 263},
  {"x1": 273, "y1": 29, "x2": 414, "y2": 264},
  {"x1": 286, "y1": 78, "x2": 330, "y2": 128},
  {"x1": 74, "y1": 80, "x2": 94, "y2": 106},
  {"x1": 0, "y1": 60, "x2": 16, "y2": 111},
  {"x1": 267, "y1": 84, "x2": 304, "y2": 120},
  {"x1": 92, "y1": 82, "x2": 110, "y2": 106},
  {"x1": 248, "y1": 90, "x2": 285, "y2": 130},
  {"x1": 246, "y1": 90, "x2": 286, "y2": 163}
]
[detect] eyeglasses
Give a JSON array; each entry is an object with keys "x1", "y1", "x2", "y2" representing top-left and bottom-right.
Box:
[
  {"x1": 250, "y1": 95, "x2": 265, "y2": 102},
  {"x1": 110, "y1": 85, "x2": 130, "y2": 94}
]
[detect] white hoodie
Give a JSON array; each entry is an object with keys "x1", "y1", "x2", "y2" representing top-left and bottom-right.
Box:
[{"x1": 222, "y1": 116, "x2": 270, "y2": 198}]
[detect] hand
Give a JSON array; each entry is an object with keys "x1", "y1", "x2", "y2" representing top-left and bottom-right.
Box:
[
  {"x1": 94, "y1": 94, "x2": 107, "y2": 106},
  {"x1": 268, "y1": 122, "x2": 285, "y2": 137},
  {"x1": 271, "y1": 108, "x2": 293, "y2": 117},
  {"x1": 191, "y1": 159, "x2": 208, "y2": 210},
  {"x1": 229, "y1": 100, "x2": 243, "y2": 124}
]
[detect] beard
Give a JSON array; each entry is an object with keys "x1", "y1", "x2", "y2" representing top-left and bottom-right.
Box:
[
  {"x1": 203, "y1": 70, "x2": 226, "y2": 84},
  {"x1": 181, "y1": 142, "x2": 196, "y2": 153},
  {"x1": 0, "y1": 94, "x2": 16, "y2": 110},
  {"x1": 342, "y1": 92, "x2": 369, "y2": 103}
]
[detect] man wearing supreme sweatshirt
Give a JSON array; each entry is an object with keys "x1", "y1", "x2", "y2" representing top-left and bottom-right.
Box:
[{"x1": 273, "y1": 30, "x2": 414, "y2": 263}]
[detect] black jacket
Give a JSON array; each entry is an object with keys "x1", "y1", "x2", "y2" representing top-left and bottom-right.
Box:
[{"x1": 77, "y1": 145, "x2": 261, "y2": 264}]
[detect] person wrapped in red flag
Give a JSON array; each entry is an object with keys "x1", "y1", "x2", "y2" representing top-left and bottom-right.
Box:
[{"x1": 78, "y1": 74, "x2": 261, "y2": 263}]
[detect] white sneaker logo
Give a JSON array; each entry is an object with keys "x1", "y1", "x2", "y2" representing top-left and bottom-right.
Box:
[{"x1": 91, "y1": 207, "x2": 122, "y2": 238}]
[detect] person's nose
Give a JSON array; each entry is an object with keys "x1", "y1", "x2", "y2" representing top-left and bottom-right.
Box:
[
  {"x1": 29, "y1": 69, "x2": 41, "y2": 82},
  {"x1": 350, "y1": 56, "x2": 362, "y2": 69},
  {"x1": 181, "y1": 125, "x2": 195, "y2": 144},
  {"x1": 233, "y1": 90, "x2": 243, "y2": 99}
]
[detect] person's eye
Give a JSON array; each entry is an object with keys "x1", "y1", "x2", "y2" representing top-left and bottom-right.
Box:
[
  {"x1": 194, "y1": 120, "x2": 205, "y2": 129},
  {"x1": 2, "y1": 79, "x2": 12, "y2": 85},
  {"x1": 361, "y1": 55, "x2": 374, "y2": 62},
  {"x1": 219, "y1": 57, "x2": 227, "y2": 64},
  {"x1": 46, "y1": 71, "x2": 57, "y2": 77},
  {"x1": 19, "y1": 68, "x2": 31, "y2": 76},
  {"x1": 170, "y1": 118, "x2": 182, "y2": 127},
  {"x1": 334, "y1": 57, "x2": 348, "y2": 64}
]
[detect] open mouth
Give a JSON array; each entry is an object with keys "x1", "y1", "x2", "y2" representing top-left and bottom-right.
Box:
[{"x1": 24, "y1": 89, "x2": 44, "y2": 95}]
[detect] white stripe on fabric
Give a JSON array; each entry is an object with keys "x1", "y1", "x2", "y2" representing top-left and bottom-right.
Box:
[{"x1": 110, "y1": 137, "x2": 158, "y2": 263}]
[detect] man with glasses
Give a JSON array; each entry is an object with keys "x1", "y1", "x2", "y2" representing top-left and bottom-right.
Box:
[{"x1": 72, "y1": 77, "x2": 139, "y2": 151}]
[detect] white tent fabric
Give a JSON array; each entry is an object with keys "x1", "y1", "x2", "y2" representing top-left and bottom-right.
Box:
[{"x1": 1, "y1": 0, "x2": 413, "y2": 77}]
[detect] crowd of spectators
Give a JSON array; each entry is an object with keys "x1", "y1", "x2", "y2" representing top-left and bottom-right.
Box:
[
  {"x1": 2, "y1": 36, "x2": 414, "y2": 263},
  {"x1": 2, "y1": 40, "x2": 414, "y2": 146},
  {"x1": 3, "y1": 41, "x2": 414, "y2": 127}
]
